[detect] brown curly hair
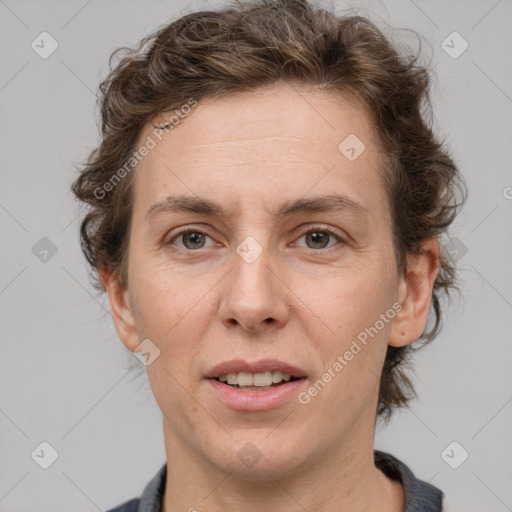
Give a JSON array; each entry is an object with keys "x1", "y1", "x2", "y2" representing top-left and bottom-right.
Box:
[{"x1": 71, "y1": 0, "x2": 467, "y2": 422}]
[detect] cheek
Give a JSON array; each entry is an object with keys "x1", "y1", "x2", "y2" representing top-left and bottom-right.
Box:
[
  {"x1": 294, "y1": 257, "x2": 395, "y2": 398},
  {"x1": 146, "y1": 365, "x2": 206, "y2": 448},
  {"x1": 296, "y1": 257, "x2": 396, "y2": 340},
  {"x1": 128, "y1": 250, "x2": 199, "y2": 333},
  {"x1": 128, "y1": 253, "x2": 218, "y2": 385}
]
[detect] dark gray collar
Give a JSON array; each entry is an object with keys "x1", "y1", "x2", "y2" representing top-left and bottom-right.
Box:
[{"x1": 375, "y1": 450, "x2": 444, "y2": 511}]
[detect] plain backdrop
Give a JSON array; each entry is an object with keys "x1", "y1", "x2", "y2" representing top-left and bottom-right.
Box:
[{"x1": 0, "y1": 0, "x2": 511, "y2": 510}]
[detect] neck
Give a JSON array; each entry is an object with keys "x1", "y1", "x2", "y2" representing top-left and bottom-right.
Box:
[{"x1": 161, "y1": 420, "x2": 404, "y2": 512}]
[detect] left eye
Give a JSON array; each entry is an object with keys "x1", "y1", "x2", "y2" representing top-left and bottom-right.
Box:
[{"x1": 295, "y1": 228, "x2": 343, "y2": 250}]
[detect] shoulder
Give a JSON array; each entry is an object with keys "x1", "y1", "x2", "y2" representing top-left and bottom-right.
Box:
[
  {"x1": 106, "y1": 498, "x2": 140, "y2": 512},
  {"x1": 374, "y1": 450, "x2": 444, "y2": 512},
  {"x1": 106, "y1": 462, "x2": 167, "y2": 512}
]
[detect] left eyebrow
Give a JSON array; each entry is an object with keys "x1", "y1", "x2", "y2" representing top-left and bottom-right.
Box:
[
  {"x1": 274, "y1": 194, "x2": 371, "y2": 220},
  {"x1": 144, "y1": 193, "x2": 371, "y2": 224}
]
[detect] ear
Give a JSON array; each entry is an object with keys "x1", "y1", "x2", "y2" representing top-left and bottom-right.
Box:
[
  {"x1": 388, "y1": 238, "x2": 440, "y2": 347},
  {"x1": 100, "y1": 269, "x2": 139, "y2": 352}
]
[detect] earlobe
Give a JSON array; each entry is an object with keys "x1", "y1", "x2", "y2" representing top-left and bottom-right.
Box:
[
  {"x1": 388, "y1": 238, "x2": 440, "y2": 348},
  {"x1": 100, "y1": 269, "x2": 139, "y2": 352}
]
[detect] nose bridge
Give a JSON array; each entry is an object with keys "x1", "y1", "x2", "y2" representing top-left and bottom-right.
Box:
[
  {"x1": 218, "y1": 229, "x2": 288, "y2": 332},
  {"x1": 232, "y1": 231, "x2": 274, "y2": 304},
  {"x1": 234, "y1": 234, "x2": 272, "y2": 289}
]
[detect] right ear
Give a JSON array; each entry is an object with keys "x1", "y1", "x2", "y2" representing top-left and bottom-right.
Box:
[{"x1": 100, "y1": 269, "x2": 139, "y2": 352}]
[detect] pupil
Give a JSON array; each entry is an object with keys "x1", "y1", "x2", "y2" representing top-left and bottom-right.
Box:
[
  {"x1": 184, "y1": 232, "x2": 204, "y2": 249},
  {"x1": 307, "y1": 231, "x2": 329, "y2": 249}
]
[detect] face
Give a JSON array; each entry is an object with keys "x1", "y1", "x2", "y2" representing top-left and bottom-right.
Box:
[{"x1": 105, "y1": 84, "x2": 435, "y2": 479}]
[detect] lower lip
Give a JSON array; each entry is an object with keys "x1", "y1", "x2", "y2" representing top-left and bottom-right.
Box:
[{"x1": 207, "y1": 378, "x2": 306, "y2": 411}]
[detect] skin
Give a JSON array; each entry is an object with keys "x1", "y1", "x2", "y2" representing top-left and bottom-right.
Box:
[{"x1": 102, "y1": 84, "x2": 439, "y2": 512}]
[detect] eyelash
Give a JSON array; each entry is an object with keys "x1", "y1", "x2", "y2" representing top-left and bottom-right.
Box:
[{"x1": 166, "y1": 225, "x2": 346, "y2": 253}]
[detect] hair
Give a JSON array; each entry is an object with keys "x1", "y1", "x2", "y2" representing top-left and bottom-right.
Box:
[{"x1": 71, "y1": 0, "x2": 467, "y2": 423}]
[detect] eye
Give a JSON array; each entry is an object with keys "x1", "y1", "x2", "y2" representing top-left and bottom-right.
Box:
[
  {"x1": 294, "y1": 226, "x2": 345, "y2": 251},
  {"x1": 166, "y1": 228, "x2": 217, "y2": 250},
  {"x1": 166, "y1": 225, "x2": 346, "y2": 253}
]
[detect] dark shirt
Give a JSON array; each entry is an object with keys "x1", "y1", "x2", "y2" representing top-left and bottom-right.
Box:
[{"x1": 106, "y1": 450, "x2": 443, "y2": 512}]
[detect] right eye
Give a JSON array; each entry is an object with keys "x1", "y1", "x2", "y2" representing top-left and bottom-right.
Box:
[{"x1": 166, "y1": 228, "x2": 218, "y2": 251}]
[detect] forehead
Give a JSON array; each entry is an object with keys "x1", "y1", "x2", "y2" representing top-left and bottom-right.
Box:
[
  {"x1": 143, "y1": 85, "x2": 379, "y2": 161},
  {"x1": 133, "y1": 84, "x2": 388, "y2": 221}
]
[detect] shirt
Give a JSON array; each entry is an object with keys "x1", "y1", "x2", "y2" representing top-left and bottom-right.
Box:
[{"x1": 106, "y1": 450, "x2": 444, "y2": 512}]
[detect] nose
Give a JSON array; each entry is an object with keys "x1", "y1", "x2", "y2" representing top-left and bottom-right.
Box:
[{"x1": 218, "y1": 239, "x2": 290, "y2": 334}]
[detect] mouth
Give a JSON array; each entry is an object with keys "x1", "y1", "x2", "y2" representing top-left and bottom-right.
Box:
[
  {"x1": 204, "y1": 358, "x2": 307, "y2": 384},
  {"x1": 204, "y1": 359, "x2": 307, "y2": 411}
]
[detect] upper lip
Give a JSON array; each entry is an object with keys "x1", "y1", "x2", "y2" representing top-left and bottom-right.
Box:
[{"x1": 204, "y1": 359, "x2": 307, "y2": 379}]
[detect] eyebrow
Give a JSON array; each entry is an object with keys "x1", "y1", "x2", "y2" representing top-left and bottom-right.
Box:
[{"x1": 144, "y1": 193, "x2": 371, "y2": 223}]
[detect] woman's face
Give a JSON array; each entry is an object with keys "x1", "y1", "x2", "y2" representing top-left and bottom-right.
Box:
[{"x1": 110, "y1": 84, "x2": 411, "y2": 478}]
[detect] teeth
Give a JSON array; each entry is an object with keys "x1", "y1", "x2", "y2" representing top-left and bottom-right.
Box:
[
  {"x1": 217, "y1": 370, "x2": 295, "y2": 386},
  {"x1": 271, "y1": 371, "x2": 283, "y2": 383},
  {"x1": 237, "y1": 371, "x2": 253, "y2": 386},
  {"x1": 253, "y1": 371, "x2": 272, "y2": 386}
]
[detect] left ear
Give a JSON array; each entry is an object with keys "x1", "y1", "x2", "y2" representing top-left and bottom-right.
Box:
[{"x1": 388, "y1": 237, "x2": 440, "y2": 347}]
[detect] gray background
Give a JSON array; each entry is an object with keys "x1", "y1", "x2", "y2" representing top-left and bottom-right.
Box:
[{"x1": 0, "y1": 0, "x2": 511, "y2": 510}]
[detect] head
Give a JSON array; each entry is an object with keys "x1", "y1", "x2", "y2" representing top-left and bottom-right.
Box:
[{"x1": 72, "y1": 0, "x2": 466, "y2": 477}]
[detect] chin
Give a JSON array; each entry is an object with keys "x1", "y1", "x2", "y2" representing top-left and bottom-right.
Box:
[
  {"x1": 223, "y1": 457, "x2": 307, "y2": 482},
  {"x1": 208, "y1": 435, "x2": 314, "y2": 481}
]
